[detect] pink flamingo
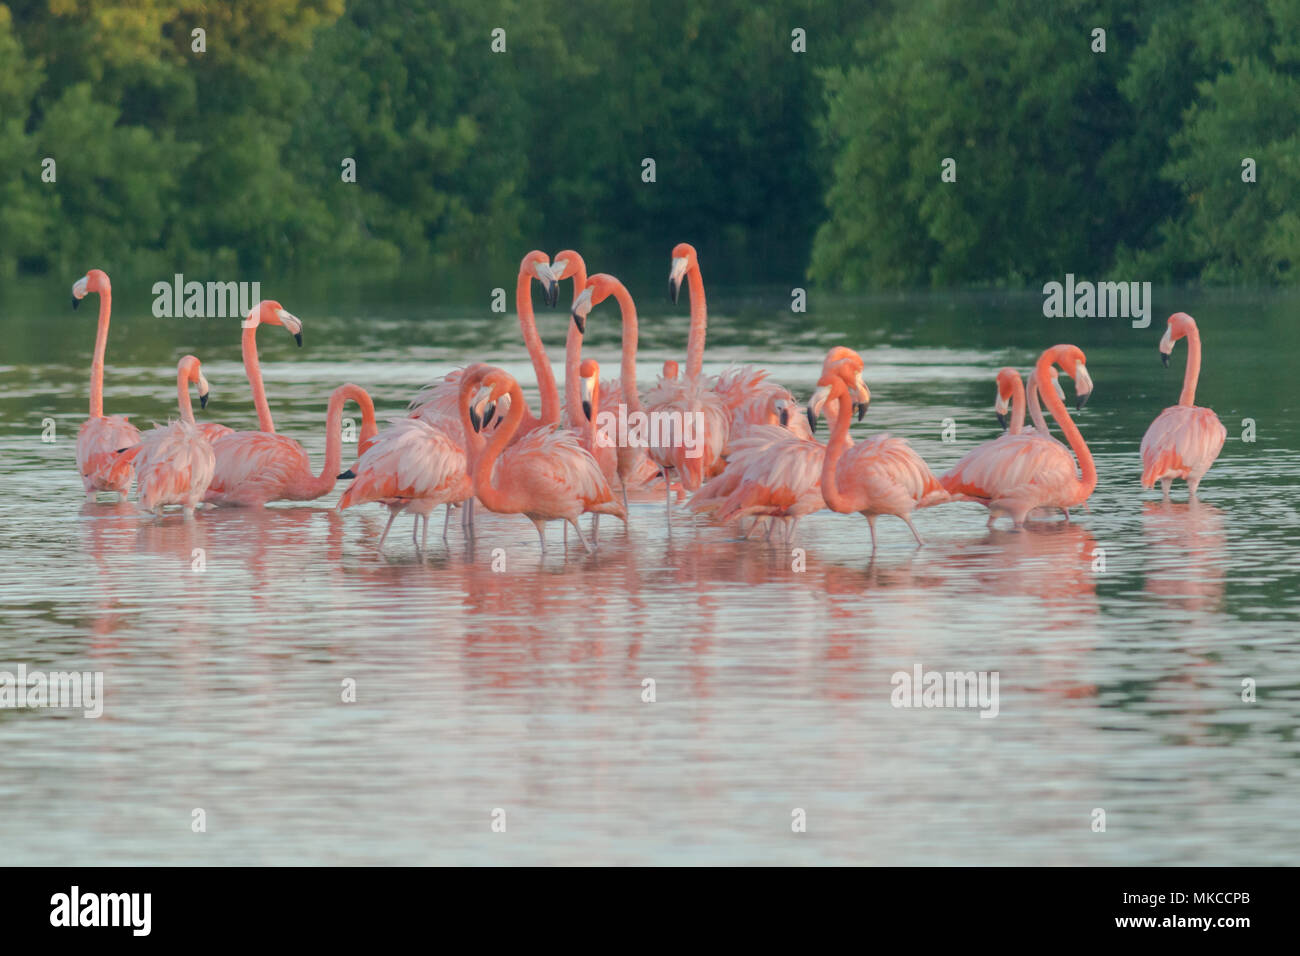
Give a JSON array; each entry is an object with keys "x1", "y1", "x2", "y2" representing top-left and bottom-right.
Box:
[
  {"x1": 569, "y1": 272, "x2": 666, "y2": 508},
  {"x1": 1141, "y1": 312, "x2": 1226, "y2": 499},
  {"x1": 205, "y1": 303, "x2": 377, "y2": 506},
  {"x1": 693, "y1": 348, "x2": 870, "y2": 539},
  {"x1": 646, "y1": 245, "x2": 729, "y2": 514},
  {"x1": 339, "y1": 364, "x2": 497, "y2": 553},
  {"x1": 942, "y1": 345, "x2": 1096, "y2": 527},
  {"x1": 512, "y1": 250, "x2": 563, "y2": 436},
  {"x1": 816, "y1": 350, "x2": 949, "y2": 549},
  {"x1": 123, "y1": 356, "x2": 216, "y2": 517},
  {"x1": 471, "y1": 367, "x2": 626, "y2": 552},
  {"x1": 71, "y1": 269, "x2": 141, "y2": 498}
]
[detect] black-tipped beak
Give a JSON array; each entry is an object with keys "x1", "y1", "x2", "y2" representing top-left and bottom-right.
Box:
[
  {"x1": 199, "y1": 391, "x2": 209, "y2": 409},
  {"x1": 545, "y1": 280, "x2": 559, "y2": 308},
  {"x1": 855, "y1": 401, "x2": 868, "y2": 422},
  {"x1": 779, "y1": 407, "x2": 789, "y2": 428},
  {"x1": 72, "y1": 296, "x2": 80, "y2": 310},
  {"x1": 669, "y1": 277, "x2": 680, "y2": 305},
  {"x1": 469, "y1": 406, "x2": 483, "y2": 433},
  {"x1": 996, "y1": 412, "x2": 1008, "y2": 430},
  {"x1": 1160, "y1": 350, "x2": 1170, "y2": 368},
  {"x1": 571, "y1": 310, "x2": 586, "y2": 335},
  {"x1": 807, "y1": 408, "x2": 818, "y2": 434},
  {"x1": 1076, "y1": 391, "x2": 1091, "y2": 411},
  {"x1": 582, "y1": 400, "x2": 593, "y2": 422},
  {"x1": 293, "y1": 332, "x2": 303, "y2": 347},
  {"x1": 337, "y1": 469, "x2": 356, "y2": 480},
  {"x1": 483, "y1": 402, "x2": 495, "y2": 427}
]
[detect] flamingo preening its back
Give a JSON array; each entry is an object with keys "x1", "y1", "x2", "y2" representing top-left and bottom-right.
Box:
[
  {"x1": 1141, "y1": 312, "x2": 1226, "y2": 499},
  {"x1": 121, "y1": 355, "x2": 216, "y2": 517},
  {"x1": 72, "y1": 269, "x2": 141, "y2": 498}
]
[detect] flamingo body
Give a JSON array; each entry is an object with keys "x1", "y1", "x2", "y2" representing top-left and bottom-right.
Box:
[
  {"x1": 133, "y1": 420, "x2": 216, "y2": 514},
  {"x1": 1140, "y1": 405, "x2": 1225, "y2": 492},
  {"x1": 77, "y1": 416, "x2": 141, "y2": 495}
]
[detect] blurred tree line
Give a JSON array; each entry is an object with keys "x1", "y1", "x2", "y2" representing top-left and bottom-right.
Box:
[{"x1": 0, "y1": 0, "x2": 1295, "y2": 287}]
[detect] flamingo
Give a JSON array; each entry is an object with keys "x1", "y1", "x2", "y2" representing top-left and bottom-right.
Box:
[
  {"x1": 205, "y1": 303, "x2": 377, "y2": 506},
  {"x1": 471, "y1": 366, "x2": 626, "y2": 553},
  {"x1": 71, "y1": 269, "x2": 141, "y2": 498},
  {"x1": 339, "y1": 364, "x2": 497, "y2": 553},
  {"x1": 645, "y1": 246, "x2": 729, "y2": 517},
  {"x1": 814, "y1": 350, "x2": 950, "y2": 549},
  {"x1": 1141, "y1": 312, "x2": 1226, "y2": 499},
  {"x1": 942, "y1": 345, "x2": 1096, "y2": 527},
  {"x1": 569, "y1": 272, "x2": 666, "y2": 508},
  {"x1": 122, "y1": 356, "x2": 216, "y2": 517},
  {"x1": 941, "y1": 365, "x2": 1078, "y2": 524},
  {"x1": 692, "y1": 348, "x2": 870, "y2": 540}
]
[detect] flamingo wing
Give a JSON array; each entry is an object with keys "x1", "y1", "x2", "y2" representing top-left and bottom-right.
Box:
[
  {"x1": 76, "y1": 415, "x2": 142, "y2": 493},
  {"x1": 1140, "y1": 405, "x2": 1226, "y2": 486},
  {"x1": 207, "y1": 430, "x2": 310, "y2": 505},
  {"x1": 339, "y1": 418, "x2": 470, "y2": 509},
  {"x1": 501, "y1": 426, "x2": 623, "y2": 516},
  {"x1": 135, "y1": 420, "x2": 216, "y2": 510},
  {"x1": 841, "y1": 435, "x2": 948, "y2": 512},
  {"x1": 942, "y1": 433, "x2": 1076, "y2": 503}
]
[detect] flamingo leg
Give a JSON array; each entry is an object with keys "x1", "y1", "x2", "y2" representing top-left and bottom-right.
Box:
[
  {"x1": 569, "y1": 518, "x2": 594, "y2": 554},
  {"x1": 592, "y1": 512, "x2": 600, "y2": 541},
  {"x1": 765, "y1": 518, "x2": 776, "y2": 542},
  {"x1": 664, "y1": 470, "x2": 673, "y2": 533},
  {"x1": 377, "y1": 508, "x2": 399, "y2": 551},
  {"x1": 1160, "y1": 477, "x2": 1172, "y2": 499},
  {"x1": 533, "y1": 518, "x2": 548, "y2": 553},
  {"x1": 865, "y1": 514, "x2": 878, "y2": 552},
  {"x1": 422, "y1": 514, "x2": 430, "y2": 553},
  {"x1": 443, "y1": 504, "x2": 452, "y2": 541},
  {"x1": 1188, "y1": 476, "x2": 1202, "y2": 500},
  {"x1": 902, "y1": 514, "x2": 924, "y2": 546},
  {"x1": 1061, "y1": 507, "x2": 1070, "y2": 522},
  {"x1": 620, "y1": 477, "x2": 629, "y2": 519}
]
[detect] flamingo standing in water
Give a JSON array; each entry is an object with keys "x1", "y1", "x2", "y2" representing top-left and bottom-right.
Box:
[
  {"x1": 205, "y1": 304, "x2": 377, "y2": 505},
  {"x1": 940, "y1": 365, "x2": 1076, "y2": 524},
  {"x1": 122, "y1": 356, "x2": 216, "y2": 517},
  {"x1": 943, "y1": 345, "x2": 1096, "y2": 527},
  {"x1": 339, "y1": 364, "x2": 497, "y2": 553},
  {"x1": 646, "y1": 244, "x2": 728, "y2": 513},
  {"x1": 815, "y1": 350, "x2": 950, "y2": 549},
  {"x1": 71, "y1": 269, "x2": 141, "y2": 497},
  {"x1": 1141, "y1": 312, "x2": 1226, "y2": 499},
  {"x1": 471, "y1": 366, "x2": 626, "y2": 552}
]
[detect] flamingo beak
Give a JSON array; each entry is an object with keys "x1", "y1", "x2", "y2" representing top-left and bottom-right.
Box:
[
  {"x1": 276, "y1": 308, "x2": 304, "y2": 346},
  {"x1": 71, "y1": 275, "x2": 89, "y2": 309},
  {"x1": 469, "y1": 406, "x2": 483, "y2": 433},
  {"x1": 582, "y1": 400, "x2": 593, "y2": 422},
  {"x1": 534, "y1": 262, "x2": 559, "y2": 307},
  {"x1": 571, "y1": 286, "x2": 593, "y2": 335},
  {"x1": 199, "y1": 391, "x2": 209, "y2": 409},
  {"x1": 337, "y1": 469, "x2": 355, "y2": 480},
  {"x1": 669, "y1": 257, "x2": 689, "y2": 304},
  {"x1": 779, "y1": 405, "x2": 790, "y2": 428},
  {"x1": 1073, "y1": 364, "x2": 1094, "y2": 411},
  {"x1": 1159, "y1": 327, "x2": 1173, "y2": 367},
  {"x1": 198, "y1": 373, "x2": 210, "y2": 409},
  {"x1": 71, "y1": 296, "x2": 79, "y2": 309},
  {"x1": 995, "y1": 393, "x2": 1009, "y2": 429}
]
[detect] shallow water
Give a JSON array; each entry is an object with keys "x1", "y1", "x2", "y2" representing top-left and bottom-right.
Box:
[{"x1": 1, "y1": 277, "x2": 1297, "y2": 864}]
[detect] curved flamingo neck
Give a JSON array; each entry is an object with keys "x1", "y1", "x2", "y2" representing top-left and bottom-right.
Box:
[
  {"x1": 1179, "y1": 324, "x2": 1202, "y2": 407},
  {"x1": 517, "y1": 271, "x2": 559, "y2": 426},
  {"x1": 242, "y1": 325, "x2": 276, "y2": 433},
  {"x1": 176, "y1": 368, "x2": 196, "y2": 425},
  {"x1": 1036, "y1": 357, "x2": 1096, "y2": 501},
  {"x1": 684, "y1": 265, "x2": 707, "y2": 380},
  {"x1": 89, "y1": 289, "x2": 111, "y2": 418},
  {"x1": 1007, "y1": 374, "x2": 1026, "y2": 434},
  {"x1": 474, "y1": 380, "x2": 527, "y2": 513},
  {"x1": 306, "y1": 384, "x2": 373, "y2": 495},
  {"x1": 819, "y1": 380, "x2": 856, "y2": 513},
  {"x1": 563, "y1": 266, "x2": 589, "y2": 432},
  {"x1": 612, "y1": 282, "x2": 643, "y2": 413}
]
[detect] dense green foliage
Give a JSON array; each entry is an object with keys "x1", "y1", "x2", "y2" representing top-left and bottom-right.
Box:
[{"x1": 0, "y1": 0, "x2": 1295, "y2": 286}]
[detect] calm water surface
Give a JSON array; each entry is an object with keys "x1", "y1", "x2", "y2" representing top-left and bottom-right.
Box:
[{"x1": 1, "y1": 277, "x2": 1297, "y2": 864}]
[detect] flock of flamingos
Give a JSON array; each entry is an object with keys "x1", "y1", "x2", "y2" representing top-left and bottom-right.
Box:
[{"x1": 69, "y1": 243, "x2": 1227, "y2": 554}]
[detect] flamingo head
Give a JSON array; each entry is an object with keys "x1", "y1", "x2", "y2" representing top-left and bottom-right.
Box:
[
  {"x1": 244, "y1": 300, "x2": 303, "y2": 346},
  {"x1": 71, "y1": 269, "x2": 110, "y2": 309},
  {"x1": 809, "y1": 354, "x2": 871, "y2": 432},
  {"x1": 1159, "y1": 312, "x2": 1197, "y2": 367},
  {"x1": 994, "y1": 366, "x2": 1020, "y2": 429},
  {"x1": 178, "y1": 355, "x2": 211, "y2": 409},
  {"x1": 1044, "y1": 344, "x2": 1092, "y2": 410},
  {"x1": 550, "y1": 250, "x2": 587, "y2": 294},
  {"x1": 669, "y1": 242, "x2": 699, "y2": 304},
  {"x1": 773, "y1": 398, "x2": 794, "y2": 429},
  {"x1": 480, "y1": 367, "x2": 516, "y2": 405},
  {"x1": 570, "y1": 273, "x2": 619, "y2": 334},
  {"x1": 579, "y1": 358, "x2": 599, "y2": 421},
  {"x1": 521, "y1": 250, "x2": 559, "y2": 308},
  {"x1": 662, "y1": 360, "x2": 679, "y2": 380}
]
